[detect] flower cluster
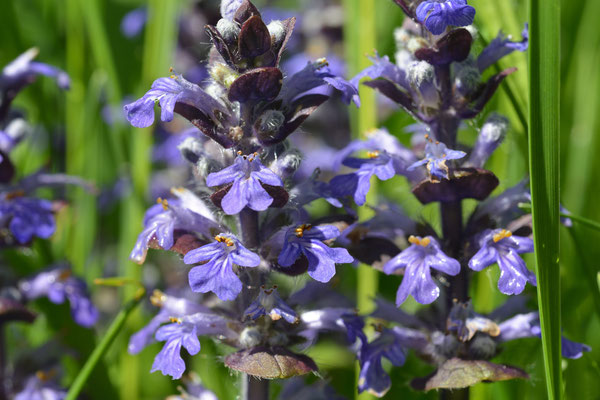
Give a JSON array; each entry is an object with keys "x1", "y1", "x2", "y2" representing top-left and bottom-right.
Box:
[{"x1": 121, "y1": 0, "x2": 590, "y2": 397}]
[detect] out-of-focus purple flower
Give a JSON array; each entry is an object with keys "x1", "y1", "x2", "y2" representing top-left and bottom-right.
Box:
[
  {"x1": 129, "y1": 290, "x2": 208, "y2": 354},
  {"x1": 206, "y1": 153, "x2": 283, "y2": 215},
  {"x1": 468, "y1": 228, "x2": 536, "y2": 295},
  {"x1": 466, "y1": 113, "x2": 509, "y2": 168},
  {"x1": 152, "y1": 128, "x2": 198, "y2": 166},
  {"x1": 477, "y1": 24, "x2": 529, "y2": 72},
  {"x1": 121, "y1": 7, "x2": 147, "y2": 38},
  {"x1": 383, "y1": 235, "x2": 460, "y2": 305},
  {"x1": 0, "y1": 48, "x2": 70, "y2": 91},
  {"x1": 14, "y1": 372, "x2": 67, "y2": 400},
  {"x1": 151, "y1": 322, "x2": 200, "y2": 379},
  {"x1": 130, "y1": 188, "x2": 221, "y2": 264},
  {"x1": 123, "y1": 75, "x2": 226, "y2": 128},
  {"x1": 416, "y1": 0, "x2": 476, "y2": 35},
  {"x1": 498, "y1": 311, "x2": 592, "y2": 359},
  {"x1": 298, "y1": 307, "x2": 366, "y2": 347},
  {"x1": 168, "y1": 374, "x2": 218, "y2": 400},
  {"x1": 278, "y1": 224, "x2": 353, "y2": 283},
  {"x1": 221, "y1": 0, "x2": 244, "y2": 20},
  {"x1": 19, "y1": 266, "x2": 98, "y2": 327},
  {"x1": 0, "y1": 196, "x2": 55, "y2": 244},
  {"x1": 330, "y1": 151, "x2": 396, "y2": 206},
  {"x1": 279, "y1": 377, "x2": 344, "y2": 400},
  {"x1": 471, "y1": 179, "x2": 530, "y2": 227},
  {"x1": 357, "y1": 328, "x2": 407, "y2": 397},
  {"x1": 559, "y1": 204, "x2": 573, "y2": 228},
  {"x1": 407, "y1": 138, "x2": 466, "y2": 180},
  {"x1": 183, "y1": 233, "x2": 260, "y2": 301},
  {"x1": 0, "y1": 117, "x2": 29, "y2": 154},
  {"x1": 244, "y1": 285, "x2": 298, "y2": 323}
]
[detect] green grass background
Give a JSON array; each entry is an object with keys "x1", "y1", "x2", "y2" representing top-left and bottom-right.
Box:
[{"x1": 1, "y1": 0, "x2": 599, "y2": 398}]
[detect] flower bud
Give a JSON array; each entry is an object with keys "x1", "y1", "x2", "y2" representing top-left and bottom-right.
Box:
[
  {"x1": 239, "y1": 326, "x2": 262, "y2": 348},
  {"x1": 455, "y1": 62, "x2": 481, "y2": 96},
  {"x1": 407, "y1": 61, "x2": 439, "y2": 108},
  {"x1": 177, "y1": 136, "x2": 204, "y2": 164},
  {"x1": 269, "y1": 149, "x2": 302, "y2": 180},
  {"x1": 467, "y1": 113, "x2": 509, "y2": 168},
  {"x1": 267, "y1": 20, "x2": 286, "y2": 46},
  {"x1": 254, "y1": 109, "x2": 285, "y2": 142},
  {"x1": 468, "y1": 334, "x2": 497, "y2": 360},
  {"x1": 216, "y1": 18, "x2": 240, "y2": 43}
]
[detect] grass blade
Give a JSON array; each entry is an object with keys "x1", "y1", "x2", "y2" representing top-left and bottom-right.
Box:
[
  {"x1": 65, "y1": 288, "x2": 146, "y2": 400},
  {"x1": 528, "y1": 0, "x2": 562, "y2": 398}
]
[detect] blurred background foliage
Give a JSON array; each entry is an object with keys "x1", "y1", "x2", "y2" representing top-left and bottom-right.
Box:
[{"x1": 0, "y1": 0, "x2": 599, "y2": 398}]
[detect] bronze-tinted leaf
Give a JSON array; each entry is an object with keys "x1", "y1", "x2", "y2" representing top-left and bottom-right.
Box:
[
  {"x1": 174, "y1": 103, "x2": 235, "y2": 148},
  {"x1": 225, "y1": 346, "x2": 318, "y2": 379},
  {"x1": 238, "y1": 16, "x2": 271, "y2": 58},
  {"x1": 348, "y1": 237, "x2": 400, "y2": 267},
  {"x1": 415, "y1": 28, "x2": 473, "y2": 65},
  {"x1": 412, "y1": 168, "x2": 499, "y2": 204},
  {"x1": 273, "y1": 254, "x2": 309, "y2": 276},
  {"x1": 211, "y1": 183, "x2": 289, "y2": 209},
  {"x1": 228, "y1": 67, "x2": 283, "y2": 103},
  {"x1": 363, "y1": 79, "x2": 417, "y2": 116},
  {"x1": 411, "y1": 358, "x2": 528, "y2": 391},
  {"x1": 274, "y1": 17, "x2": 296, "y2": 64}
]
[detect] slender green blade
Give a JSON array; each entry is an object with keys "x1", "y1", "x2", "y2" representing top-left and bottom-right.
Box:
[
  {"x1": 528, "y1": 0, "x2": 562, "y2": 398},
  {"x1": 65, "y1": 288, "x2": 146, "y2": 400}
]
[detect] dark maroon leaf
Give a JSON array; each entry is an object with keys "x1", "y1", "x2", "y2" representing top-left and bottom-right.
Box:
[
  {"x1": 238, "y1": 16, "x2": 272, "y2": 58},
  {"x1": 412, "y1": 168, "x2": 499, "y2": 204},
  {"x1": 205, "y1": 25, "x2": 236, "y2": 67},
  {"x1": 415, "y1": 28, "x2": 473, "y2": 65},
  {"x1": 275, "y1": 17, "x2": 296, "y2": 64},
  {"x1": 363, "y1": 79, "x2": 417, "y2": 116},
  {"x1": 411, "y1": 358, "x2": 528, "y2": 391},
  {"x1": 225, "y1": 346, "x2": 318, "y2": 379},
  {"x1": 0, "y1": 297, "x2": 36, "y2": 324},
  {"x1": 228, "y1": 67, "x2": 283, "y2": 103},
  {"x1": 174, "y1": 103, "x2": 234, "y2": 148},
  {"x1": 234, "y1": 0, "x2": 261, "y2": 24},
  {"x1": 148, "y1": 230, "x2": 206, "y2": 256},
  {"x1": 0, "y1": 150, "x2": 15, "y2": 183},
  {"x1": 273, "y1": 254, "x2": 309, "y2": 276},
  {"x1": 458, "y1": 68, "x2": 517, "y2": 119}
]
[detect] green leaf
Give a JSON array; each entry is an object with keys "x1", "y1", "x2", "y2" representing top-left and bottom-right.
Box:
[
  {"x1": 65, "y1": 288, "x2": 146, "y2": 400},
  {"x1": 528, "y1": 0, "x2": 562, "y2": 398}
]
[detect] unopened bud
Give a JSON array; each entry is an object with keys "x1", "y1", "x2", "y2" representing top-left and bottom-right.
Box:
[
  {"x1": 255, "y1": 109, "x2": 285, "y2": 141},
  {"x1": 216, "y1": 18, "x2": 240, "y2": 43},
  {"x1": 267, "y1": 20, "x2": 286, "y2": 46},
  {"x1": 468, "y1": 334, "x2": 497, "y2": 360},
  {"x1": 239, "y1": 326, "x2": 262, "y2": 348}
]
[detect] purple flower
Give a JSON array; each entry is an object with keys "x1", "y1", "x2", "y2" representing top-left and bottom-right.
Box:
[
  {"x1": 183, "y1": 233, "x2": 260, "y2": 301},
  {"x1": 14, "y1": 373, "x2": 67, "y2": 400},
  {"x1": 206, "y1": 153, "x2": 283, "y2": 215},
  {"x1": 416, "y1": 0, "x2": 476, "y2": 35},
  {"x1": 244, "y1": 285, "x2": 298, "y2": 323},
  {"x1": 1, "y1": 48, "x2": 70, "y2": 91},
  {"x1": 477, "y1": 24, "x2": 529, "y2": 72},
  {"x1": 468, "y1": 229, "x2": 536, "y2": 295},
  {"x1": 330, "y1": 151, "x2": 396, "y2": 206},
  {"x1": 221, "y1": 0, "x2": 244, "y2": 20},
  {"x1": 151, "y1": 322, "x2": 200, "y2": 379},
  {"x1": 466, "y1": 113, "x2": 509, "y2": 168},
  {"x1": 498, "y1": 312, "x2": 591, "y2": 359},
  {"x1": 123, "y1": 75, "x2": 226, "y2": 128},
  {"x1": 383, "y1": 235, "x2": 460, "y2": 305},
  {"x1": 357, "y1": 328, "x2": 407, "y2": 397},
  {"x1": 0, "y1": 196, "x2": 55, "y2": 244},
  {"x1": 129, "y1": 290, "x2": 208, "y2": 354},
  {"x1": 130, "y1": 187, "x2": 221, "y2": 264},
  {"x1": 19, "y1": 267, "x2": 98, "y2": 327},
  {"x1": 298, "y1": 307, "x2": 366, "y2": 347},
  {"x1": 407, "y1": 138, "x2": 466, "y2": 180},
  {"x1": 121, "y1": 7, "x2": 147, "y2": 38},
  {"x1": 278, "y1": 224, "x2": 353, "y2": 283}
]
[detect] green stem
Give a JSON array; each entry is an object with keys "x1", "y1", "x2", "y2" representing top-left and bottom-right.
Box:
[{"x1": 65, "y1": 288, "x2": 145, "y2": 400}]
